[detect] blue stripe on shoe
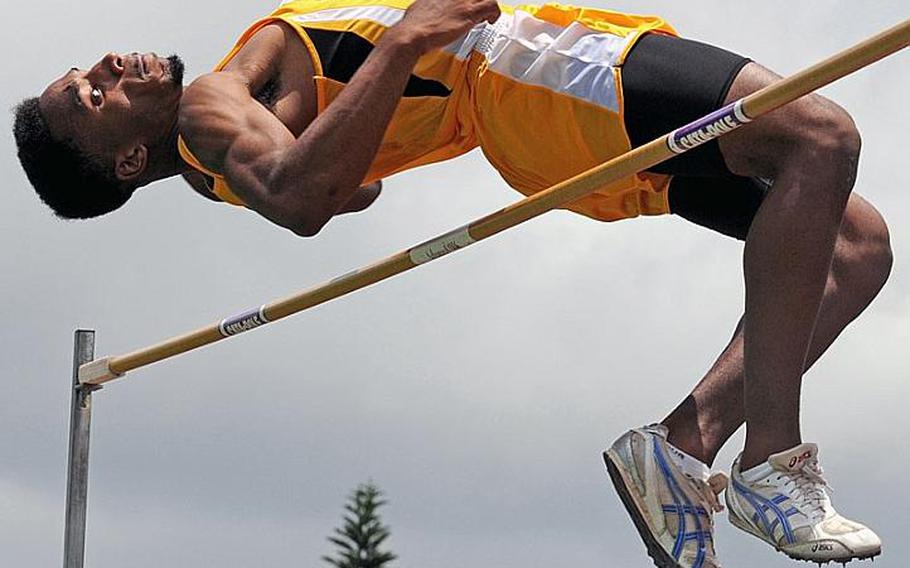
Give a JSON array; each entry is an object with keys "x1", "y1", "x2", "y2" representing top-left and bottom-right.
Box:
[
  {"x1": 769, "y1": 508, "x2": 800, "y2": 535},
  {"x1": 731, "y1": 477, "x2": 797, "y2": 545},
  {"x1": 652, "y1": 440, "x2": 688, "y2": 561},
  {"x1": 652, "y1": 437, "x2": 709, "y2": 568},
  {"x1": 662, "y1": 505, "x2": 710, "y2": 517}
]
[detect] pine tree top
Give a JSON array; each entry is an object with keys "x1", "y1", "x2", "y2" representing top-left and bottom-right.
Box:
[{"x1": 323, "y1": 483, "x2": 397, "y2": 568}]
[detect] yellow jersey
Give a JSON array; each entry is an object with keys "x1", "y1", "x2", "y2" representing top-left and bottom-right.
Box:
[{"x1": 178, "y1": 0, "x2": 678, "y2": 222}]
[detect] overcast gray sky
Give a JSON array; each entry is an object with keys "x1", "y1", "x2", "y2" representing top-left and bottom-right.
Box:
[{"x1": 2, "y1": 1, "x2": 908, "y2": 567}]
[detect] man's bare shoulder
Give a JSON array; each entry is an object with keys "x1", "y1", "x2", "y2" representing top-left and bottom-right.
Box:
[{"x1": 178, "y1": 72, "x2": 252, "y2": 168}]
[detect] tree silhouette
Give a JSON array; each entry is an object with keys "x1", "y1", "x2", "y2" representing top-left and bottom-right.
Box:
[{"x1": 323, "y1": 483, "x2": 397, "y2": 568}]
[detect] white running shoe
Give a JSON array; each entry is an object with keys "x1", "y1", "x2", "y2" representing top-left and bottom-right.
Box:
[
  {"x1": 725, "y1": 443, "x2": 881, "y2": 564},
  {"x1": 604, "y1": 425, "x2": 728, "y2": 568}
]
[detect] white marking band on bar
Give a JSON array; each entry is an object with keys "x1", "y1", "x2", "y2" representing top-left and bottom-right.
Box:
[
  {"x1": 219, "y1": 306, "x2": 270, "y2": 337},
  {"x1": 409, "y1": 226, "x2": 476, "y2": 265},
  {"x1": 667, "y1": 99, "x2": 752, "y2": 154}
]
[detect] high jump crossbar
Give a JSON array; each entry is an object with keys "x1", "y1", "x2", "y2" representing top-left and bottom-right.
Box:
[{"x1": 79, "y1": 19, "x2": 910, "y2": 386}]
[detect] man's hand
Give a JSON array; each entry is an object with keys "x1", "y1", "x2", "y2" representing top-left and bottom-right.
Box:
[{"x1": 392, "y1": 0, "x2": 501, "y2": 54}]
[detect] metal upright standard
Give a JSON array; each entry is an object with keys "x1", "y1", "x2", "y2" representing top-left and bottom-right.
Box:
[{"x1": 63, "y1": 330, "x2": 96, "y2": 568}]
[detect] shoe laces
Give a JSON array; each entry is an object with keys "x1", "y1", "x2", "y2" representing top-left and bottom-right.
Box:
[
  {"x1": 693, "y1": 472, "x2": 728, "y2": 515},
  {"x1": 777, "y1": 459, "x2": 833, "y2": 521}
]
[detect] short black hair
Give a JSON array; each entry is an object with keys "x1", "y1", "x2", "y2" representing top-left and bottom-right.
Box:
[{"x1": 13, "y1": 97, "x2": 133, "y2": 219}]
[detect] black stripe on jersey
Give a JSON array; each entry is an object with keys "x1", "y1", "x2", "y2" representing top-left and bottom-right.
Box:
[{"x1": 303, "y1": 27, "x2": 451, "y2": 97}]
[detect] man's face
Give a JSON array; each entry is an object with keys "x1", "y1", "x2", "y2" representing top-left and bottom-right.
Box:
[{"x1": 38, "y1": 52, "x2": 185, "y2": 170}]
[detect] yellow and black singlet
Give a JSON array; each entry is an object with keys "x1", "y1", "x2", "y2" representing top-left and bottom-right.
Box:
[{"x1": 178, "y1": 0, "x2": 678, "y2": 222}]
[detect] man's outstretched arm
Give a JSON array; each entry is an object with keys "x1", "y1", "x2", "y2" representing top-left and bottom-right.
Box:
[
  {"x1": 179, "y1": 0, "x2": 500, "y2": 236},
  {"x1": 181, "y1": 171, "x2": 381, "y2": 214}
]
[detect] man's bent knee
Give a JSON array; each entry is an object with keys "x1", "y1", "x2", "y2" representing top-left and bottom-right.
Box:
[
  {"x1": 719, "y1": 63, "x2": 861, "y2": 185},
  {"x1": 797, "y1": 98, "x2": 862, "y2": 177},
  {"x1": 834, "y1": 196, "x2": 893, "y2": 293}
]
